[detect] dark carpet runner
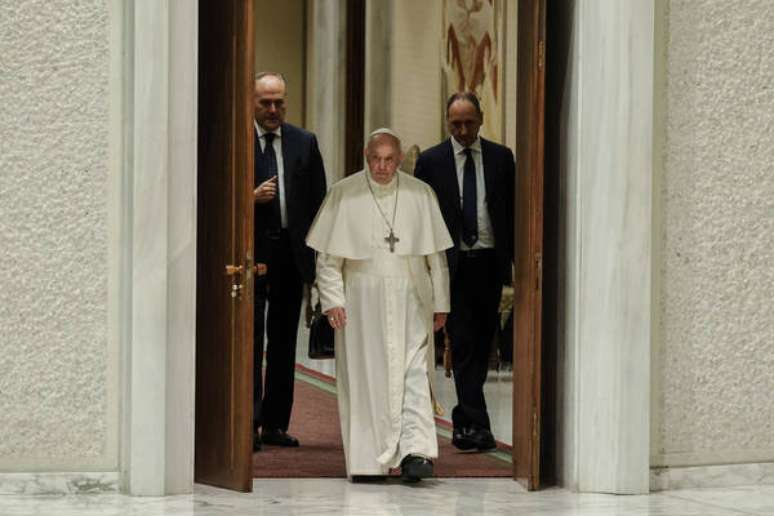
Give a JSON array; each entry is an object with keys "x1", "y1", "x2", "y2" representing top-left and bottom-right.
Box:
[{"x1": 253, "y1": 367, "x2": 512, "y2": 478}]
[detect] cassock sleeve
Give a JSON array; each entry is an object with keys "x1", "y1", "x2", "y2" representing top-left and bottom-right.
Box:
[
  {"x1": 316, "y1": 252, "x2": 346, "y2": 312},
  {"x1": 426, "y1": 251, "x2": 450, "y2": 313}
]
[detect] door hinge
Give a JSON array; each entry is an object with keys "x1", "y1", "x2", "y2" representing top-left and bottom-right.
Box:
[{"x1": 538, "y1": 39, "x2": 545, "y2": 69}]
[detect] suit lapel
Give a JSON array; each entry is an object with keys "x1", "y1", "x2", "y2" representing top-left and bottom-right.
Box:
[
  {"x1": 443, "y1": 139, "x2": 460, "y2": 204},
  {"x1": 480, "y1": 138, "x2": 496, "y2": 207},
  {"x1": 254, "y1": 129, "x2": 261, "y2": 185},
  {"x1": 280, "y1": 123, "x2": 294, "y2": 203}
]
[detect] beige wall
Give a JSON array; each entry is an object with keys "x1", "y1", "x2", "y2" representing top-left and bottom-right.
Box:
[
  {"x1": 0, "y1": 0, "x2": 118, "y2": 471},
  {"x1": 254, "y1": 0, "x2": 306, "y2": 127},
  {"x1": 652, "y1": 0, "x2": 774, "y2": 468},
  {"x1": 388, "y1": 0, "x2": 443, "y2": 153}
]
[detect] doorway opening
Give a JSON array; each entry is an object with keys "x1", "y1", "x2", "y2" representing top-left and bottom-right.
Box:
[{"x1": 193, "y1": 0, "x2": 556, "y2": 492}]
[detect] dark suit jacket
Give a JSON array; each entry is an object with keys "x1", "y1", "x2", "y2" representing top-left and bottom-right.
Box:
[
  {"x1": 254, "y1": 122, "x2": 326, "y2": 283},
  {"x1": 414, "y1": 138, "x2": 515, "y2": 285}
]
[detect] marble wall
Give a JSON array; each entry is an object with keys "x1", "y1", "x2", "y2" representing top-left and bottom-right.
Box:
[
  {"x1": 118, "y1": 0, "x2": 199, "y2": 496},
  {"x1": 306, "y1": 0, "x2": 346, "y2": 182},
  {"x1": 651, "y1": 0, "x2": 774, "y2": 470},
  {"x1": 553, "y1": 0, "x2": 653, "y2": 494},
  {"x1": 0, "y1": 0, "x2": 198, "y2": 494},
  {"x1": 0, "y1": 0, "x2": 118, "y2": 471},
  {"x1": 4, "y1": 0, "x2": 771, "y2": 497}
]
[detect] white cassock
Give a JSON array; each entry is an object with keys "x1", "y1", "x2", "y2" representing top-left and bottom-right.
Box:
[{"x1": 306, "y1": 170, "x2": 453, "y2": 477}]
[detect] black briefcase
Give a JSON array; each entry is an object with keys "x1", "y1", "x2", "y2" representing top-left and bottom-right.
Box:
[{"x1": 308, "y1": 302, "x2": 335, "y2": 359}]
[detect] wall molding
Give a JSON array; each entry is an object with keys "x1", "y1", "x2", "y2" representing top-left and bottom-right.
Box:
[
  {"x1": 652, "y1": 449, "x2": 774, "y2": 468},
  {"x1": 651, "y1": 462, "x2": 774, "y2": 491},
  {"x1": 0, "y1": 473, "x2": 119, "y2": 495}
]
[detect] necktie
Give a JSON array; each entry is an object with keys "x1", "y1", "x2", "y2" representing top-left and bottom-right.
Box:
[
  {"x1": 263, "y1": 132, "x2": 281, "y2": 231},
  {"x1": 462, "y1": 148, "x2": 478, "y2": 247}
]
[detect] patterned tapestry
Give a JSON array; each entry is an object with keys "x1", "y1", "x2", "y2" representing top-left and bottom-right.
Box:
[{"x1": 442, "y1": 0, "x2": 504, "y2": 143}]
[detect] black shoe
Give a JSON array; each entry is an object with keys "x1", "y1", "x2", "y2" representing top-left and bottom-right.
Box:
[
  {"x1": 252, "y1": 433, "x2": 262, "y2": 452},
  {"x1": 351, "y1": 475, "x2": 388, "y2": 483},
  {"x1": 400, "y1": 455, "x2": 433, "y2": 483},
  {"x1": 451, "y1": 427, "x2": 477, "y2": 451},
  {"x1": 261, "y1": 429, "x2": 300, "y2": 447},
  {"x1": 471, "y1": 428, "x2": 497, "y2": 451}
]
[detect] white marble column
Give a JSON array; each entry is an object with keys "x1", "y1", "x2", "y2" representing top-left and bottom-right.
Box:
[
  {"x1": 306, "y1": 0, "x2": 346, "y2": 182},
  {"x1": 164, "y1": 0, "x2": 198, "y2": 495},
  {"x1": 123, "y1": 0, "x2": 171, "y2": 496},
  {"x1": 119, "y1": 0, "x2": 198, "y2": 496},
  {"x1": 558, "y1": 0, "x2": 654, "y2": 494}
]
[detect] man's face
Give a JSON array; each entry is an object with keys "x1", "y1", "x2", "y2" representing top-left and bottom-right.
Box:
[
  {"x1": 365, "y1": 137, "x2": 403, "y2": 185},
  {"x1": 254, "y1": 76, "x2": 287, "y2": 131},
  {"x1": 447, "y1": 99, "x2": 483, "y2": 148}
]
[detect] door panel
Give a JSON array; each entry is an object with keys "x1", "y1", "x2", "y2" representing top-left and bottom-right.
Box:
[
  {"x1": 513, "y1": 0, "x2": 546, "y2": 491},
  {"x1": 195, "y1": 0, "x2": 255, "y2": 492}
]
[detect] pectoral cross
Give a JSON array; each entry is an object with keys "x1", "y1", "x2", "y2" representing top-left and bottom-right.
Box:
[{"x1": 385, "y1": 230, "x2": 399, "y2": 253}]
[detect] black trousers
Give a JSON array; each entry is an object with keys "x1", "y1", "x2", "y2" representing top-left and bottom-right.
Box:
[
  {"x1": 448, "y1": 249, "x2": 503, "y2": 431},
  {"x1": 253, "y1": 230, "x2": 303, "y2": 432}
]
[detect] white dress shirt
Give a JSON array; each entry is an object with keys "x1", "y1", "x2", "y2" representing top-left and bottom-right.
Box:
[
  {"x1": 450, "y1": 136, "x2": 495, "y2": 250},
  {"x1": 255, "y1": 121, "x2": 287, "y2": 228}
]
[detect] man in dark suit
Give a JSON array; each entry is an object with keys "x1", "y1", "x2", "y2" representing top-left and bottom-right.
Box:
[
  {"x1": 414, "y1": 92, "x2": 514, "y2": 451},
  {"x1": 252, "y1": 71, "x2": 327, "y2": 451}
]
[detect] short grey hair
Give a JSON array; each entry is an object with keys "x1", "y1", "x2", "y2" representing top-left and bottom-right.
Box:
[{"x1": 254, "y1": 71, "x2": 287, "y2": 87}]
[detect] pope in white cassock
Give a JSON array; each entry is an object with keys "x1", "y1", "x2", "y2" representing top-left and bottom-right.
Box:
[{"x1": 306, "y1": 128, "x2": 453, "y2": 482}]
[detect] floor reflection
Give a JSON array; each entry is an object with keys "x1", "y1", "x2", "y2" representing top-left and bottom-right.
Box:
[{"x1": 3, "y1": 481, "x2": 774, "y2": 515}]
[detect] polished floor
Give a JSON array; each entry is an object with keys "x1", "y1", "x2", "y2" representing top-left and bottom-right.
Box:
[{"x1": 2, "y1": 480, "x2": 774, "y2": 515}]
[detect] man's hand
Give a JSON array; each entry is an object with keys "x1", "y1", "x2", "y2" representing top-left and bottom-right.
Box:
[
  {"x1": 325, "y1": 306, "x2": 347, "y2": 330},
  {"x1": 433, "y1": 312, "x2": 448, "y2": 332},
  {"x1": 254, "y1": 176, "x2": 278, "y2": 204}
]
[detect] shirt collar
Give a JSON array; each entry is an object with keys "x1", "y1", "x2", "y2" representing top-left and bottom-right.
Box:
[
  {"x1": 254, "y1": 121, "x2": 282, "y2": 139},
  {"x1": 450, "y1": 135, "x2": 481, "y2": 155}
]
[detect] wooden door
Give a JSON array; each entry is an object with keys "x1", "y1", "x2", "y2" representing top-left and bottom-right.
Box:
[
  {"x1": 195, "y1": 0, "x2": 255, "y2": 492},
  {"x1": 513, "y1": 0, "x2": 546, "y2": 491}
]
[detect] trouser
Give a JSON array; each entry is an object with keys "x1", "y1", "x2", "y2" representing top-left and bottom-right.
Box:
[
  {"x1": 447, "y1": 249, "x2": 502, "y2": 431},
  {"x1": 253, "y1": 230, "x2": 303, "y2": 432}
]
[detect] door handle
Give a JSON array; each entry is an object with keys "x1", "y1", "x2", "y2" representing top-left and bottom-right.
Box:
[
  {"x1": 225, "y1": 265, "x2": 244, "y2": 276},
  {"x1": 225, "y1": 260, "x2": 267, "y2": 299},
  {"x1": 225, "y1": 264, "x2": 244, "y2": 299}
]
